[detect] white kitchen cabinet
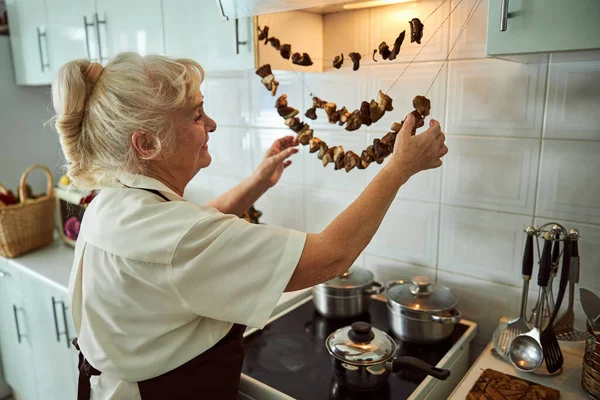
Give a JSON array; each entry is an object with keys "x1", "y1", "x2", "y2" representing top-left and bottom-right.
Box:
[
  {"x1": 163, "y1": 0, "x2": 254, "y2": 71},
  {"x1": 45, "y1": 0, "x2": 98, "y2": 69},
  {"x1": 23, "y1": 278, "x2": 78, "y2": 400},
  {"x1": 163, "y1": 1, "x2": 323, "y2": 72},
  {"x1": 6, "y1": 0, "x2": 53, "y2": 85},
  {"x1": 0, "y1": 262, "x2": 38, "y2": 400},
  {"x1": 486, "y1": 0, "x2": 600, "y2": 57},
  {"x1": 96, "y1": 0, "x2": 165, "y2": 60}
]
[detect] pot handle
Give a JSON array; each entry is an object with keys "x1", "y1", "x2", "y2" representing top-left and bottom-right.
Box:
[
  {"x1": 431, "y1": 309, "x2": 462, "y2": 324},
  {"x1": 385, "y1": 280, "x2": 406, "y2": 291},
  {"x1": 388, "y1": 356, "x2": 451, "y2": 381},
  {"x1": 364, "y1": 281, "x2": 384, "y2": 295}
]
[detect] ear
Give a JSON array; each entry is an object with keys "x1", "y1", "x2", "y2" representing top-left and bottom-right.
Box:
[{"x1": 131, "y1": 130, "x2": 162, "y2": 160}]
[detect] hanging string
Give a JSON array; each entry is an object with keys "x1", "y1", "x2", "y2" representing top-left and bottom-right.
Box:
[
  {"x1": 288, "y1": 62, "x2": 316, "y2": 98},
  {"x1": 384, "y1": 0, "x2": 466, "y2": 95},
  {"x1": 422, "y1": 0, "x2": 451, "y2": 23},
  {"x1": 424, "y1": 0, "x2": 483, "y2": 96}
]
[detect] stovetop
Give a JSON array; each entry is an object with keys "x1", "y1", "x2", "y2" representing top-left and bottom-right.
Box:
[{"x1": 241, "y1": 297, "x2": 468, "y2": 400}]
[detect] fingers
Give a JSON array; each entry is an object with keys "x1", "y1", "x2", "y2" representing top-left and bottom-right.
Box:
[
  {"x1": 283, "y1": 160, "x2": 292, "y2": 168},
  {"x1": 270, "y1": 146, "x2": 298, "y2": 165},
  {"x1": 399, "y1": 113, "x2": 416, "y2": 139}
]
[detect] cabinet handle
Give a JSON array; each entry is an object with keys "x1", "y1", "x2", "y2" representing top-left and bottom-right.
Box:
[
  {"x1": 500, "y1": 0, "x2": 509, "y2": 31},
  {"x1": 84, "y1": 15, "x2": 96, "y2": 61},
  {"x1": 235, "y1": 19, "x2": 249, "y2": 55},
  {"x1": 217, "y1": 0, "x2": 229, "y2": 21},
  {"x1": 0, "y1": 270, "x2": 10, "y2": 278},
  {"x1": 94, "y1": 13, "x2": 107, "y2": 62},
  {"x1": 36, "y1": 27, "x2": 46, "y2": 72},
  {"x1": 52, "y1": 297, "x2": 71, "y2": 348},
  {"x1": 12, "y1": 305, "x2": 25, "y2": 344}
]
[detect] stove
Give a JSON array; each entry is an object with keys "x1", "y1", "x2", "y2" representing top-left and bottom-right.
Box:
[{"x1": 239, "y1": 296, "x2": 477, "y2": 400}]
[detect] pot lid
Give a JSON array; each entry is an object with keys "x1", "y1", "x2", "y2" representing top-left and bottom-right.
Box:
[
  {"x1": 326, "y1": 321, "x2": 396, "y2": 365},
  {"x1": 387, "y1": 276, "x2": 457, "y2": 312},
  {"x1": 319, "y1": 266, "x2": 374, "y2": 289}
]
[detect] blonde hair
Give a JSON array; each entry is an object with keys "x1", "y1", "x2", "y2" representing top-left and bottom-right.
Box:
[{"x1": 50, "y1": 52, "x2": 204, "y2": 189}]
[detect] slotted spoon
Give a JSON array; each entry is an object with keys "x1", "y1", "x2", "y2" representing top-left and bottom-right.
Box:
[{"x1": 555, "y1": 233, "x2": 580, "y2": 338}]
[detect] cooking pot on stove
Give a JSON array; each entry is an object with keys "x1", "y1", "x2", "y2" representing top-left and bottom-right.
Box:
[
  {"x1": 386, "y1": 276, "x2": 462, "y2": 343},
  {"x1": 325, "y1": 321, "x2": 450, "y2": 391},
  {"x1": 313, "y1": 266, "x2": 384, "y2": 319}
]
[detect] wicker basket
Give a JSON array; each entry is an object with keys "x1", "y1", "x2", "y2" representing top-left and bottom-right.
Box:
[{"x1": 0, "y1": 165, "x2": 55, "y2": 258}]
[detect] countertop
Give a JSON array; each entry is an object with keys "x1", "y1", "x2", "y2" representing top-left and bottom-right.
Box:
[
  {"x1": 449, "y1": 340, "x2": 590, "y2": 399},
  {"x1": 1, "y1": 241, "x2": 311, "y2": 312}
]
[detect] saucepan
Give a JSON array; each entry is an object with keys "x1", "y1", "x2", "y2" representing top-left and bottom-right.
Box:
[
  {"x1": 325, "y1": 321, "x2": 450, "y2": 391},
  {"x1": 313, "y1": 266, "x2": 384, "y2": 319}
]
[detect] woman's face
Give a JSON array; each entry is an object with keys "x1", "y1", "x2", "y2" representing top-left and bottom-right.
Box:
[{"x1": 172, "y1": 90, "x2": 217, "y2": 178}]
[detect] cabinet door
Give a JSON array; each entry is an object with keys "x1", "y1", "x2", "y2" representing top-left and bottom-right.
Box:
[
  {"x1": 0, "y1": 263, "x2": 38, "y2": 400},
  {"x1": 46, "y1": 0, "x2": 98, "y2": 70},
  {"x1": 5, "y1": 0, "x2": 53, "y2": 85},
  {"x1": 486, "y1": 0, "x2": 600, "y2": 55},
  {"x1": 163, "y1": 0, "x2": 254, "y2": 71},
  {"x1": 96, "y1": 0, "x2": 165, "y2": 60},
  {"x1": 24, "y1": 278, "x2": 78, "y2": 400}
]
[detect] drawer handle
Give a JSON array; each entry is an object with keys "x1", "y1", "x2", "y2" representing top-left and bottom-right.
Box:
[
  {"x1": 235, "y1": 18, "x2": 249, "y2": 55},
  {"x1": 52, "y1": 297, "x2": 71, "y2": 348},
  {"x1": 500, "y1": 0, "x2": 509, "y2": 31},
  {"x1": 94, "y1": 13, "x2": 107, "y2": 62},
  {"x1": 83, "y1": 15, "x2": 96, "y2": 61},
  {"x1": 12, "y1": 305, "x2": 25, "y2": 344}
]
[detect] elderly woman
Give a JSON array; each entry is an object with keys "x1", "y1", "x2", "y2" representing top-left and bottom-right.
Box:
[{"x1": 51, "y1": 53, "x2": 447, "y2": 400}]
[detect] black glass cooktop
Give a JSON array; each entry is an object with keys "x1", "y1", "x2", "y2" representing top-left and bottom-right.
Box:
[{"x1": 242, "y1": 298, "x2": 468, "y2": 400}]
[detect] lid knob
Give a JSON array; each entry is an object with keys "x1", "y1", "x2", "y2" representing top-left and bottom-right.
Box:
[
  {"x1": 410, "y1": 276, "x2": 433, "y2": 295},
  {"x1": 348, "y1": 321, "x2": 375, "y2": 344}
]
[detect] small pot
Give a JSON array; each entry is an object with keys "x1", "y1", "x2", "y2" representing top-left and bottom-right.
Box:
[
  {"x1": 386, "y1": 276, "x2": 462, "y2": 343},
  {"x1": 313, "y1": 266, "x2": 384, "y2": 319},
  {"x1": 326, "y1": 321, "x2": 450, "y2": 391}
]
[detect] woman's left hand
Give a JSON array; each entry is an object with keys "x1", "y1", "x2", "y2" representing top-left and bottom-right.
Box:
[{"x1": 253, "y1": 136, "x2": 299, "y2": 188}]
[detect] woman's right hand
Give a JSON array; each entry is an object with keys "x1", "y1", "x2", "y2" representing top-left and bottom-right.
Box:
[{"x1": 390, "y1": 114, "x2": 448, "y2": 178}]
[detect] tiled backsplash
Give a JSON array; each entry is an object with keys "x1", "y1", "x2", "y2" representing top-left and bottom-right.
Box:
[{"x1": 185, "y1": 0, "x2": 600, "y2": 348}]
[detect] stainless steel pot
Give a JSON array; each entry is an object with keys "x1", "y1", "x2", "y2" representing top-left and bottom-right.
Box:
[
  {"x1": 313, "y1": 266, "x2": 384, "y2": 319},
  {"x1": 386, "y1": 276, "x2": 462, "y2": 343},
  {"x1": 325, "y1": 321, "x2": 450, "y2": 391}
]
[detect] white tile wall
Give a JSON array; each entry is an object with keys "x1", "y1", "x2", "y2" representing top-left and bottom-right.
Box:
[
  {"x1": 446, "y1": 58, "x2": 547, "y2": 137},
  {"x1": 195, "y1": 2, "x2": 600, "y2": 349},
  {"x1": 367, "y1": 199, "x2": 440, "y2": 268},
  {"x1": 438, "y1": 206, "x2": 532, "y2": 286},
  {"x1": 544, "y1": 61, "x2": 600, "y2": 141},
  {"x1": 442, "y1": 136, "x2": 540, "y2": 214},
  {"x1": 536, "y1": 140, "x2": 600, "y2": 224}
]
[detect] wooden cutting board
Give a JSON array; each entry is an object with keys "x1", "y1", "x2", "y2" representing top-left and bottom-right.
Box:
[{"x1": 466, "y1": 369, "x2": 560, "y2": 400}]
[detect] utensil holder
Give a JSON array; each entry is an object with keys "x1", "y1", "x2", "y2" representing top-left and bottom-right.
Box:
[{"x1": 583, "y1": 332, "x2": 600, "y2": 399}]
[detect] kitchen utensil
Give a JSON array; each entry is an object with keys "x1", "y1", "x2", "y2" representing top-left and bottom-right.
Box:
[
  {"x1": 467, "y1": 369, "x2": 560, "y2": 400},
  {"x1": 495, "y1": 227, "x2": 536, "y2": 359},
  {"x1": 581, "y1": 288, "x2": 600, "y2": 331},
  {"x1": 313, "y1": 266, "x2": 384, "y2": 318},
  {"x1": 582, "y1": 325, "x2": 600, "y2": 400},
  {"x1": 509, "y1": 235, "x2": 553, "y2": 372},
  {"x1": 325, "y1": 321, "x2": 450, "y2": 391},
  {"x1": 385, "y1": 276, "x2": 461, "y2": 343},
  {"x1": 546, "y1": 228, "x2": 562, "y2": 312},
  {"x1": 540, "y1": 238, "x2": 570, "y2": 373}
]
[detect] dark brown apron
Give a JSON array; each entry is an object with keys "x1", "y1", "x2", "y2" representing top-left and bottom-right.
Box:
[{"x1": 73, "y1": 188, "x2": 247, "y2": 400}]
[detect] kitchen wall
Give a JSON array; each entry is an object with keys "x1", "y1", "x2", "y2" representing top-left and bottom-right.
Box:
[
  {"x1": 185, "y1": 0, "x2": 600, "y2": 357},
  {"x1": 0, "y1": 36, "x2": 62, "y2": 195}
]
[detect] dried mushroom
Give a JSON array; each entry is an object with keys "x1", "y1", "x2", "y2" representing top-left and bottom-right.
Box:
[
  {"x1": 378, "y1": 42, "x2": 391, "y2": 60},
  {"x1": 322, "y1": 147, "x2": 335, "y2": 166},
  {"x1": 305, "y1": 107, "x2": 317, "y2": 120},
  {"x1": 323, "y1": 102, "x2": 337, "y2": 116},
  {"x1": 389, "y1": 31, "x2": 406, "y2": 60},
  {"x1": 338, "y1": 107, "x2": 350, "y2": 126},
  {"x1": 369, "y1": 100, "x2": 384, "y2": 123},
  {"x1": 380, "y1": 131, "x2": 397, "y2": 149},
  {"x1": 333, "y1": 54, "x2": 344, "y2": 69},
  {"x1": 359, "y1": 101, "x2": 372, "y2": 126},
  {"x1": 255, "y1": 64, "x2": 272, "y2": 78},
  {"x1": 275, "y1": 94, "x2": 288, "y2": 109},
  {"x1": 268, "y1": 37, "x2": 281, "y2": 50},
  {"x1": 373, "y1": 138, "x2": 391, "y2": 159},
  {"x1": 372, "y1": 49, "x2": 378, "y2": 62},
  {"x1": 270, "y1": 79, "x2": 279, "y2": 96},
  {"x1": 317, "y1": 142, "x2": 329, "y2": 160},
  {"x1": 332, "y1": 146, "x2": 346, "y2": 170},
  {"x1": 349, "y1": 52, "x2": 361, "y2": 71},
  {"x1": 277, "y1": 106, "x2": 298, "y2": 119},
  {"x1": 309, "y1": 137, "x2": 323, "y2": 153},
  {"x1": 285, "y1": 117, "x2": 300, "y2": 128},
  {"x1": 290, "y1": 119, "x2": 306, "y2": 133},
  {"x1": 313, "y1": 96, "x2": 326, "y2": 109},
  {"x1": 345, "y1": 110, "x2": 362, "y2": 131},
  {"x1": 343, "y1": 151, "x2": 360, "y2": 172},
  {"x1": 257, "y1": 26, "x2": 269, "y2": 44},
  {"x1": 292, "y1": 52, "x2": 313, "y2": 66},
  {"x1": 409, "y1": 18, "x2": 424, "y2": 44},
  {"x1": 390, "y1": 121, "x2": 403, "y2": 132},
  {"x1": 280, "y1": 44, "x2": 292, "y2": 60},
  {"x1": 328, "y1": 109, "x2": 342, "y2": 124},
  {"x1": 412, "y1": 95, "x2": 431, "y2": 117},
  {"x1": 296, "y1": 128, "x2": 313, "y2": 145},
  {"x1": 377, "y1": 90, "x2": 394, "y2": 112}
]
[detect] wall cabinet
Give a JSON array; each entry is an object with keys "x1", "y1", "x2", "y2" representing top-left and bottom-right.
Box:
[
  {"x1": 0, "y1": 260, "x2": 77, "y2": 400},
  {"x1": 486, "y1": 0, "x2": 600, "y2": 57}
]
